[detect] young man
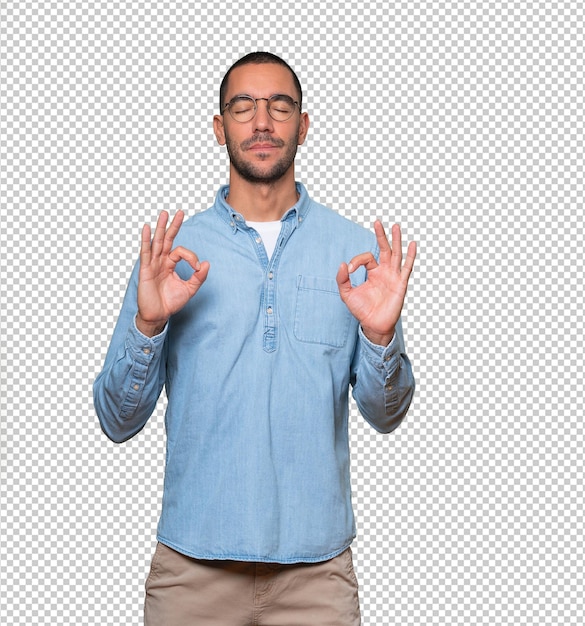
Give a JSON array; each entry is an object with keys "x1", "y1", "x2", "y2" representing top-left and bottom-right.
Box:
[{"x1": 94, "y1": 52, "x2": 416, "y2": 626}]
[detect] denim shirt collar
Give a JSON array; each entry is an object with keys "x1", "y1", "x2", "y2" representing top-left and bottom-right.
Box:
[{"x1": 214, "y1": 181, "x2": 311, "y2": 233}]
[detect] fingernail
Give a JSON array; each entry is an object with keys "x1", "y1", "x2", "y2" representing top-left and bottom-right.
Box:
[{"x1": 348, "y1": 262, "x2": 353, "y2": 272}]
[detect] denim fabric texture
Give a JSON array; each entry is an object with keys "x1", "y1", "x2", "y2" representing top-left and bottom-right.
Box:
[{"x1": 93, "y1": 183, "x2": 415, "y2": 563}]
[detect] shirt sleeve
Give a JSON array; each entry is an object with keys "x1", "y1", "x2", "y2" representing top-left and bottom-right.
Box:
[
  {"x1": 92, "y1": 261, "x2": 168, "y2": 443},
  {"x1": 350, "y1": 317, "x2": 415, "y2": 434}
]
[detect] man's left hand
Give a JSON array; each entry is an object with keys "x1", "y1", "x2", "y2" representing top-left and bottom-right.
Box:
[{"x1": 336, "y1": 221, "x2": 417, "y2": 347}]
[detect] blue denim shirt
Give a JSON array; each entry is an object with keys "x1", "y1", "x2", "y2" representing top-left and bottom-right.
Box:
[{"x1": 93, "y1": 183, "x2": 415, "y2": 563}]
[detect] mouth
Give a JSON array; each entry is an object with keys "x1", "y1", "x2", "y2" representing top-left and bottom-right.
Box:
[
  {"x1": 247, "y1": 143, "x2": 280, "y2": 151},
  {"x1": 243, "y1": 135, "x2": 284, "y2": 152}
]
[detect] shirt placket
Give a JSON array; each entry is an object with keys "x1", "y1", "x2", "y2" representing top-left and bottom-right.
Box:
[{"x1": 242, "y1": 215, "x2": 295, "y2": 353}]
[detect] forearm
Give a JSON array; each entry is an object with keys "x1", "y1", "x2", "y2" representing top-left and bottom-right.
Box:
[{"x1": 351, "y1": 321, "x2": 415, "y2": 434}]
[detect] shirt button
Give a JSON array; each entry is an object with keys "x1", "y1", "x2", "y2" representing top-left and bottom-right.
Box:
[
  {"x1": 267, "y1": 307, "x2": 273, "y2": 314},
  {"x1": 143, "y1": 348, "x2": 151, "y2": 355},
  {"x1": 133, "y1": 383, "x2": 140, "y2": 391},
  {"x1": 268, "y1": 272, "x2": 274, "y2": 279},
  {"x1": 256, "y1": 237, "x2": 262, "y2": 244}
]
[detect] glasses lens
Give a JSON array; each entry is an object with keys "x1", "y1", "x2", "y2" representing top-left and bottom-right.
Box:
[
  {"x1": 229, "y1": 97, "x2": 256, "y2": 122},
  {"x1": 268, "y1": 95, "x2": 296, "y2": 121}
]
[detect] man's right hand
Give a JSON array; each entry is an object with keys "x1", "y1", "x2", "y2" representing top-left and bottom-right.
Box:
[{"x1": 136, "y1": 210, "x2": 209, "y2": 337}]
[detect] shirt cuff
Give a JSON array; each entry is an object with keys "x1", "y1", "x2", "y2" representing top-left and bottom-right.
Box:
[
  {"x1": 358, "y1": 326, "x2": 399, "y2": 372},
  {"x1": 127, "y1": 315, "x2": 168, "y2": 360}
]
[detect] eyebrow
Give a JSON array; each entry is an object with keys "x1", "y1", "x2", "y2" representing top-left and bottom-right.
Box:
[{"x1": 228, "y1": 93, "x2": 296, "y2": 101}]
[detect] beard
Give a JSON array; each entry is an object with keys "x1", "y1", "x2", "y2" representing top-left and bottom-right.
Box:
[{"x1": 224, "y1": 130, "x2": 299, "y2": 184}]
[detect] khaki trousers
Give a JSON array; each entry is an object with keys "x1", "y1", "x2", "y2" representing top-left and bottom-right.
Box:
[{"x1": 144, "y1": 542, "x2": 361, "y2": 625}]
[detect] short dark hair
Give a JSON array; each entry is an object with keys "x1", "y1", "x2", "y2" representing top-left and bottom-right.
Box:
[{"x1": 219, "y1": 51, "x2": 303, "y2": 113}]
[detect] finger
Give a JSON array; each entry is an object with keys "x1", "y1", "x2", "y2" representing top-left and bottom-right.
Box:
[
  {"x1": 162, "y1": 210, "x2": 185, "y2": 256},
  {"x1": 140, "y1": 223, "x2": 152, "y2": 267},
  {"x1": 336, "y1": 262, "x2": 351, "y2": 298},
  {"x1": 336, "y1": 262, "x2": 358, "y2": 304},
  {"x1": 346, "y1": 251, "x2": 378, "y2": 274},
  {"x1": 401, "y1": 240, "x2": 417, "y2": 281},
  {"x1": 374, "y1": 220, "x2": 393, "y2": 264},
  {"x1": 169, "y1": 245, "x2": 202, "y2": 271},
  {"x1": 388, "y1": 223, "x2": 403, "y2": 272},
  {"x1": 186, "y1": 260, "x2": 210, "y2": 289},
  {"x1": 150, "y1": 210, "x2": 169, "y2": 258}
]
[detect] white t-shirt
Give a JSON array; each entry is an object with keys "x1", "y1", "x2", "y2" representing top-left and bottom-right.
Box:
[{"x1": 246, "y1": 220, "x2": 283, "y2": 259}]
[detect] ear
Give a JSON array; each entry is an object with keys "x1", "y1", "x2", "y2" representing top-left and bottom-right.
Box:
[
  {"x1": 213, "y1": 115, "x2": 226, "y2": 146},
  {"x1": 297, "y1": 112, "x2": 310, "y2": 146}
]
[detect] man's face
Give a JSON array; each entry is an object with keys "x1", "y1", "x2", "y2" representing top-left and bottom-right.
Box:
[{"x1": 214, "y1": 64, "x2": 309, "y2": 185}]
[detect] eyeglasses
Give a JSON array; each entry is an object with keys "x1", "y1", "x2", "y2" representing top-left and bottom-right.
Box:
[{"x1": 223, "y1": 94, "x2": 300, "y2": 123}]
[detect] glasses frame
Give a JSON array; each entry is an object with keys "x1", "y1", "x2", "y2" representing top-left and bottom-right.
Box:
[{"x1": 222, "y1": 94, "x2": 301, "y2": 123}]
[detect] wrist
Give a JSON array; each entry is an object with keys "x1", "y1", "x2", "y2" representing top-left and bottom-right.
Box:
[
  {"x1": 362, "y1": 326, "x2": 395, "y2": 347},
  {"x1": 136, "y1": 313, "x2": 167, "y2": 337}
]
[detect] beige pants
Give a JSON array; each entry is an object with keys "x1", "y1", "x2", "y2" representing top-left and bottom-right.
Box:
[{"x1": 144, "y1": 542, "x2": 361, "y2": 625}]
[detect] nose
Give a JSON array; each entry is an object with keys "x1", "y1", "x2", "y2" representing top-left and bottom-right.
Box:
[{"x1": 253, "y1": 99, "x2": 274, "y2": 132}]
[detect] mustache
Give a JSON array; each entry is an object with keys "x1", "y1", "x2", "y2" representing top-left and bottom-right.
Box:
[{"x1": 241, "y1": 134, "x2": 285, "y2": 150}]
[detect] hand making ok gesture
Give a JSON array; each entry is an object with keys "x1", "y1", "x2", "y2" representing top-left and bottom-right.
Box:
[
  {"x1": 336, "y1": 221, "x2": 416, "y2": 347},
  {"x1": 136, "y1": 210, "x2": 210, "y2": 337}
]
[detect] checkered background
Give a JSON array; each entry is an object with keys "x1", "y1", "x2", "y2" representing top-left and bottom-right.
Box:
[{"x1": 1, "y1": 1, "x2": 583, "y2": 624}]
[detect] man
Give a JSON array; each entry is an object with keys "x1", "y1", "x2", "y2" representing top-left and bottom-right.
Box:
[{"x1": 94, "y1": 51, "x2": 416, "y2": 625}]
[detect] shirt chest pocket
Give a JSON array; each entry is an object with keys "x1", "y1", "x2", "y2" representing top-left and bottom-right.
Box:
[{"x1": 293, "y1": 275, "x2": 352, "y2": 348}]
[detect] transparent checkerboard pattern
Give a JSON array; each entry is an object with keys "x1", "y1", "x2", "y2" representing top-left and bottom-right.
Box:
[{"x1": 1, "y1": 1, "x2": 583, "y2": 624}]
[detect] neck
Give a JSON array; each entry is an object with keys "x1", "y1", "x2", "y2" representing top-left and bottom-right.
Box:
[{"x1": 226, "y1": 168, "x2": 299, "y2": 221}]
